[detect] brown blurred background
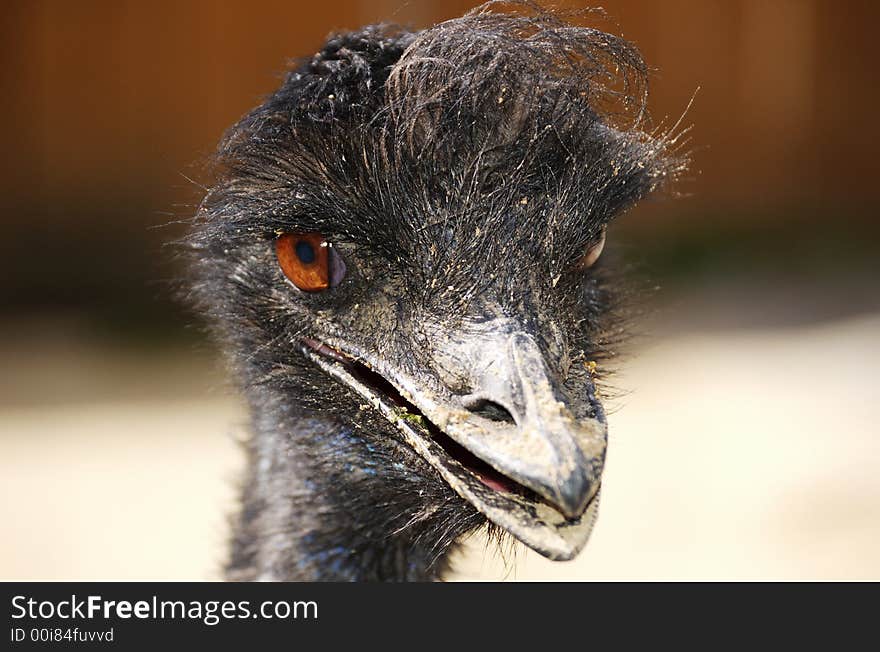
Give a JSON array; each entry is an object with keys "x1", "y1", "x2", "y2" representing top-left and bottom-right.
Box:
[{"x1": 1, "y1": 1, "x2": 878, "y2": 580}]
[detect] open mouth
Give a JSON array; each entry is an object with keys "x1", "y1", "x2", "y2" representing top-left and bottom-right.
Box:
[
  {"x1": 312, "y1": 340, "x2": 540, "y2": 499},
  {"x1": 301, "y1": 337, "x2": 602, "y2": 561}
]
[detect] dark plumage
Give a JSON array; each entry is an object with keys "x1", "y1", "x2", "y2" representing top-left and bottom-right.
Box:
[{"x1": 187, "y1": 2, "x2": 685, "y2": 581}]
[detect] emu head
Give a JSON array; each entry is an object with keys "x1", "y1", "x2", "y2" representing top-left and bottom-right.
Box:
[{"x1": 190, "y1": 4, "x2": 682, "y2": 565}]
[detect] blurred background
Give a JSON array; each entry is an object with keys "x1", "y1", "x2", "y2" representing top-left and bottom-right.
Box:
[{"x1": 1, "y1": 0, "x2": 877, "y2": 580}]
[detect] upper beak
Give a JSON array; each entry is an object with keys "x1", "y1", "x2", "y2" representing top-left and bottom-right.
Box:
[{"x1": 404, "y1": 321, "x2": 606, "y2": 520}]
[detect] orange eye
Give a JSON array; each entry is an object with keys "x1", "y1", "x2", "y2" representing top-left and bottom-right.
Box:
[{"x1": 276, "y1": 233, "x2": 345, "y2": 292}]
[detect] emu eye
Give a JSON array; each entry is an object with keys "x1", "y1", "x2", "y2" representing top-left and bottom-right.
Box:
[
  {"x1": 580, "y1": 228, "x2": 606, "y2": 269},
  {"x1": 276, "y1": 232, "x2": 346, "y2": 292}
]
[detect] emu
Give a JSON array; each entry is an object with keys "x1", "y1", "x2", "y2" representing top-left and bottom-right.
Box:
[{"x1": 187, "y1": 2, "x2": 683, "y2": 581}]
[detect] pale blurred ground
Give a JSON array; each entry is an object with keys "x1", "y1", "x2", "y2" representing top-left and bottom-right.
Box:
[{"x1": 1, "y1": 296, "x2": 878, "y2": 581}]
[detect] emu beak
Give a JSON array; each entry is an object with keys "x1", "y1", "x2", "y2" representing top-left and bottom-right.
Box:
[
  {"x1": 302, "y1": 320, "x2": 606, "y2": 560},
  {"x1": 431, "y1": 329, "x2": 604, "y2": 520}
]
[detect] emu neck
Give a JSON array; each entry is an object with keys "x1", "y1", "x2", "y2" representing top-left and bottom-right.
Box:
[{"x1": 226, "y1": 402, "x2": 453, "y2": 581}]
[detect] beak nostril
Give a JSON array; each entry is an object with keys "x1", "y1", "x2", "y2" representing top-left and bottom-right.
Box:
[{"x1": 463, "y1": 398, "x2": 516, "y2": 424}]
